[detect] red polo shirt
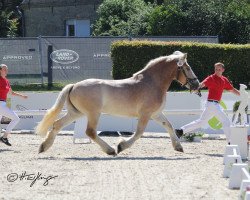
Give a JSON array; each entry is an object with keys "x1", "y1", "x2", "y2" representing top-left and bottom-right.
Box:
[
  {"x1": 0, "y1": 77, "x2": 10, "y2": 101},
  {"x1": 203, "y1": 74, "x2": 233, "y2": 101}
]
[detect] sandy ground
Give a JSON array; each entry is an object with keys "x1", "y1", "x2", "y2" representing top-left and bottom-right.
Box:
[{"x1": 0, "y1": 132, "x2": 243, "y2": 200}]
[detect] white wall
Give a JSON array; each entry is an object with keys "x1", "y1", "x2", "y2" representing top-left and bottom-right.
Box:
[{"x1": 4, "y1": 91, "x2": 250, "y2": 134}]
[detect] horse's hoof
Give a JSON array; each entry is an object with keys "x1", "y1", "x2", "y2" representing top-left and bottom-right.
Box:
[
  {"x1": 175, "y1": 145, "x2": 184, "y2": 153},
  {"x1": 107, "y1": 149, "x2": 117, "y2": 156},
  {"x1": 38, "y1": 144, "x2": 45, "y2": 153},
  {"x1": 117, "y1": 139, "x2": 126, "y2": 154}
]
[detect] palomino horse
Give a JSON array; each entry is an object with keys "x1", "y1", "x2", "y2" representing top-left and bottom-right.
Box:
[{"x1": 36, "y1": 51, "x2": 200, "y2": 155}]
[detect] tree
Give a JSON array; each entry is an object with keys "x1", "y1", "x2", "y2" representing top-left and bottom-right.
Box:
[
  {"x1": 0, "y1": 0, "x2": 22, "y2": 37},
  {"x1": 146, "y1": 4, "x2": 185, "y2": 36},
  {"x1": 146, "y1": 0, "x2": 250, "y2": 43},
  {"x1": 0, "y1": 11, "x2": 18, "y2": 37},
  {"x1": 144, "y1": 0, "x2": 163, "y2": 5},
  {"x1": 92, "y1": 0, "x2": 154, "y2": 36},
  {"x1": 220, "y1": 0, "x2": 250, "y2": 43}
]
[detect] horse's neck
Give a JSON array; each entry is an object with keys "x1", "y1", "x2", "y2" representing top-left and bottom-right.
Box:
[{"x1": 142, "y1": 61, "x2": 176, "y2": 91}]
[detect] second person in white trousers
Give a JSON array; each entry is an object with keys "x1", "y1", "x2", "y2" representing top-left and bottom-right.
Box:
[{"x1": 175, "y1": 62, "x2": 240, "y2": 144}]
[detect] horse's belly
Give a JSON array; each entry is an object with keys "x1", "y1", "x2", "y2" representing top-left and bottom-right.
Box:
[{"x1": 101, "y1": 104, "x2": 138, "y2": 117}]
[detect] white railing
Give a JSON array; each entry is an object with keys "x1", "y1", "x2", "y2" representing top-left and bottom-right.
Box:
[
  {"x1": 5, "y1": 109, "x2": 249, "y2": 134},
  {"x1": 13, "y1": 109, "x2": 250, "y2": 116},
  {"x1": 14, "y1": 109, "x2": 67, "y2": 116}
]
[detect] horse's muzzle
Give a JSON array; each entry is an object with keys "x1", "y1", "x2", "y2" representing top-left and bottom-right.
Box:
[
  {"x1": 188, "y1": 78, "x2": 200, "y2": 91},
  {"x1": 189, "y1": 79, "x2": 202, "y2": 97}
]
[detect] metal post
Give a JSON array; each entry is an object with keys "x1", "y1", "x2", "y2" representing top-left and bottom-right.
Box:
[
  {"x1": 38, "y1": 36, "x2": 44, "y2": 85},
  {"x1": 47, "y1": 45, "x2": 53, "y2": 89},
  {"x1": 16, "y1": 6, "x2": 25, "y2": 37}
]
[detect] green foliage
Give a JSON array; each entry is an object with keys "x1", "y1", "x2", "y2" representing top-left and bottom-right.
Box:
[
  {"x1": 232, "y1": 100, "x2": 248, "y2": 124},
  {"x1": 147, "y1": 5, "x2": 185, "y2": 35},
  {"x1": 93, "y1": 0, "x2": 250, "y2": 44},
  {"x1": 0, "y1": 11, "x2": 18, "y2": 37},
  {"x1": 0, "y1": 0, "x2": 22, "y2": 37},
  {"x1": 183, "y1": 132, "x2": 204, "y2": 142},
  {"x1": 147, "y1": 0, "x2": 250, "y2": 43},
  {"x1": 0, "y1": 0, "x2": 23, "y2": 11},
  {"x1": 220, "y1": 0, "x2": 250, "y2": 43},
  {"x1": 11, "y1": 83, "x2": 65, "y2": 91},
  {"x1": 92, "y1": 0, "x2": 154, "y2": 36},
  {"x1": 111, "y1": 41, "x2": 250, "y2": 90},
  {"x1": 233, "y1": 101, "x2": 248, "y2": 113}
]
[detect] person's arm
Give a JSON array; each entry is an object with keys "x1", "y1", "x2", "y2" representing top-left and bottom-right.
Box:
[
  {"x1": 228, "y1": 88, "x2": 240, "y2": 96},
  {"x1": 198, "y1": 75, "x2": 211, "y2": 90},
  {"x1": 223, "y1": 77, "x2": 240, "y2": 96},
  {"x1": 9, "y1": 88, "x2": 28, "y2": 99},
  {"x1": 198, "y1": 81, "x2": 206, "y2": 89},
  {"x1": 194, "y1": 80, "x2": 206, "y2": 97}
]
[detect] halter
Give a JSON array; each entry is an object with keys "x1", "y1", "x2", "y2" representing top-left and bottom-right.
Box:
[{"x1": 176, "y1": 61, "x2": 201, "y2": 97}]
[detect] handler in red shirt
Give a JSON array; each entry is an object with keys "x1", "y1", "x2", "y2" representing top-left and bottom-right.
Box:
[
  {"x1": 0, "y1": 64, "x2": 28, "y2": 146},
  {"x1": 176, "y1": 62, "x2": 240, "y2": 144}
]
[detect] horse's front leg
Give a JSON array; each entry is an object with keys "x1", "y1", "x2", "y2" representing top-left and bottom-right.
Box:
[
  {"x1": 117, "y1": 115, "x2": 150, "y2": 154},
  {"x1": 152, "y1": 112, "x2": 183, "y2": 152}
]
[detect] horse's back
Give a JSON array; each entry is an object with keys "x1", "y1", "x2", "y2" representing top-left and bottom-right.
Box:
[
  {"x1": 69, "y1": 77, "x2": 165, "y2": 117},
  {"x1": 68, "y1": 78, "x2": 140, "y2": 116}
]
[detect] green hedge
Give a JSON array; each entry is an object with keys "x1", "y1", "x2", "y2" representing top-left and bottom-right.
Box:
[{"x1": 111, "y1": 41, "x2": 250, "y2": 90}]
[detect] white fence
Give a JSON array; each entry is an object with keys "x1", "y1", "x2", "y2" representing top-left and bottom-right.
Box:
[{"x1": 3, "y1": 91, "x2": 250, "y2": 134}]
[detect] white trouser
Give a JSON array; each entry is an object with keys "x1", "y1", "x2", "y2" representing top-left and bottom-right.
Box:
[
  {"x1": 0, "y1": 101, "x2": 20, "y2": 134},
  {"x1": 181, "y1": 101, "x2": 231, "y2": 143}
]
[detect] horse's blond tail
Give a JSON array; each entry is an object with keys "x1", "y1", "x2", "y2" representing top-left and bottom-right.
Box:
[{"x1": 35, "y1": 84, "x2": 74, "y2": 137}]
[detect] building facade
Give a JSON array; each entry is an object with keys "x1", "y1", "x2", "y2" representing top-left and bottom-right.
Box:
[{"x1": 20, "y1": 0, "x2": 102, "y2": 37}]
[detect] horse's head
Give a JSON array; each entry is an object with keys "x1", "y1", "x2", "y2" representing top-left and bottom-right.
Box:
[{"x1": 173, "y1": 51, "x2": 200, "y2": 93}]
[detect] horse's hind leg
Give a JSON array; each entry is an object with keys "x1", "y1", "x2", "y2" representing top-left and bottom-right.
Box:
[
  {"x1": 39, "y1": 111, "x2": 82, "y2": 153},
  {"x1": 153, "y1": 112, "x2": 183, "y2": 152},
  {"x1": 86, "y1": 113, "x2": 116, "y2": 156},
  {"x1": 117, "y1": 115, "x2": 150, "y2": 154}
]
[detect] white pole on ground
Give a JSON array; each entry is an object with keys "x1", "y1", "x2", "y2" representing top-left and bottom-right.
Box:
[
  {"x1": 230, "y1": 125, "x2": 249, "y2": 160},
  {"x1": 229, "y1": 163, "x2": 248, "y2": 189},
  {"x1": 245, "y1": 191, "x2": 250, "y2": 200},
  {"x1": 223, "y1": 149, "x2": 242, "y2": 178},
  {"x1": 73, "y1": 116, "x2": 90, "y2": 144},
  {"x1": 239, "y1": 180, "x2": 250, "y2": 200},
  {"x1": 223, "y1": 145, "x2": 241, "y2": 164}
]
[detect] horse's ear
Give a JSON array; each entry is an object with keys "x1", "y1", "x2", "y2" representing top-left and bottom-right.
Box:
[{"x1": 179, "y1": 53, "x2": 187, "y2": 60}]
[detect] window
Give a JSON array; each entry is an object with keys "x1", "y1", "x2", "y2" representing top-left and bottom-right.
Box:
[
  {"x1": 66, "y1": 19, "x2": 90, "y2": 37},
  {"x1": 68, "y1": 25, "x2": 75, "y2": 36}
]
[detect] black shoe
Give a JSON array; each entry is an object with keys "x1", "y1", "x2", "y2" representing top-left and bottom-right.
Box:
[
  {"x1": 0, "y1": 137, "x2": 12, "y2": 146},
  {"x1": 175, "y1": 129, "x2": 184, "y2": 138}
]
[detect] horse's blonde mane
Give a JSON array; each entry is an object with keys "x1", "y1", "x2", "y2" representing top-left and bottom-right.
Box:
[{"x1": 133, "y1": 52, "x2": 184, "y2": 77}]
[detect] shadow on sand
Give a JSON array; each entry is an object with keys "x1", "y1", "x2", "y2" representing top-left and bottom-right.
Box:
[
  {"x1": 204, "y1": 153, "x2": 223, "y2": 158},
  {"x1": 63, "y1": 156, "x2": 198, "y2": 161}
]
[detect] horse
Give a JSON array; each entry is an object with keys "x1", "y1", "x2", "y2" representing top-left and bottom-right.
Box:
[{"x1": 36, "y1": 51, "x2": 200, "y2": 156}]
